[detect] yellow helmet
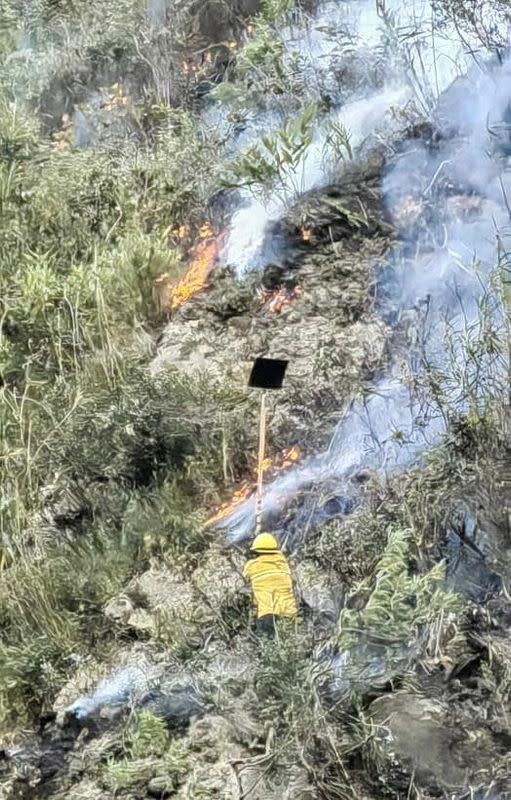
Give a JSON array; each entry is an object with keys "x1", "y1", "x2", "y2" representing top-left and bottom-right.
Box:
[{"x1": 250, "y1": 532, "x2": 279, "y2": 552}]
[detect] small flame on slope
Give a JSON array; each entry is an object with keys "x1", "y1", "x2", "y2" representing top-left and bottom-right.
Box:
[
  {"x1": 171, "y1": 225, "x2": 187, "y2": 240},
  {"x1": 167, "y1": 223, "x2": 222, "y2": 310},
  {"x1": 300, "y1": 227, "x2": 312, "y2": 241},
  {"x1": 205, "y1": 446, "x2": 301, "y2": 527},
  {"x1": 261, "y1": 445, "x2": 300, "y2": 472},
  {"x1": 258, "y1": 286, "x2": 302, "y2": 314}
]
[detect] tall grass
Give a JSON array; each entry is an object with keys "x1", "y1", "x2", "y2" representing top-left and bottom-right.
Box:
[{"x1": 0, "y1": 2, "x2": 244, "y2": 731}]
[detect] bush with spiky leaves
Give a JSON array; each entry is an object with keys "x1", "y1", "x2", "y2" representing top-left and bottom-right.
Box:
[
  {"x1": 335, "y1": 528, "x2": 463, "y2": 696},
  {"x1": 100, "y1": 711, "x2": 192, "y2": 793}
]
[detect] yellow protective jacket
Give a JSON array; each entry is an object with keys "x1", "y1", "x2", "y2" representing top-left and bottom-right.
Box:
[{"x1": 242, "y1": 551, "x2": 298, "y2": 619}]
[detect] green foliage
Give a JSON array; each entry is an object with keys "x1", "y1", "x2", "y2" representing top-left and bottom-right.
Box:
[
  {"x1": 0, "y1": 0, "x2": 245, "y2": 741},
  {"x1": 481, "y1": 648, "x2": 511, "y2": 713},
  {"x1": 0, "y1": 350, "x2": 252, "y2": 727},
  {"x1": 0, "y1": 528, "x2": 136, "y2": 726},
  {"x1": 161, "y1": 739, "x2": 192, "y2": 790},
  {"x1": 0, "y1": 2, "x2": 18, "y2": 65},
  {"x1": 209, "y1": 81, "x2": 248, "y2": 108},
  {"x1": 209, "y1": 589, "x2": 252, "y2": 640},
  {"x1": 101, "y1": 713, "x2": 191, "y2": 793},
  {"x1": 102, "y1": 756, "x2": 158, "y2": 792},
  {"x1": 212, "y1": 0, "x2": 299, "y2": 107},
  {"x1": 324, "y1": 120, "x2": 353, "y2": 161},
  {"x1": 1, "y1": 336, "x2": 251, "y2": 529},
  {"x1": 0, "y1": 100, "x2": 41, "y2": 163},
  {"x1": 255, "y1": 626, "x2": 313, "y2": 729},
  {"x1": 260, "y1": 0, "x2": 296, "y2": 23},
  {"x1": 338, "y1": 528, "x2": 463, "y2": 652},
  {"x1": 1, "y1": 0, "x2": 145, "y2": 101},
  {"x1": 226, "y1": 104, "x2": 317, "y2": 197},
  {"x1": 122, "y1": 480, "x2": 206, "y2": 558},
  {"x1": 236, "y1": 21, "x2": 286, "y2": 80},
  {"x1": 153, "y1": 608, "x2": 203, "y2": 660},
  {"x1": 310, "y1": 509, "x2": 387, "y2": 585},
  {"x1": 127, "y1": 711, "x2": 170, "y2": 758},
  {"x1": 0, "y1": 102, "x2": 221, "y2": 385}
]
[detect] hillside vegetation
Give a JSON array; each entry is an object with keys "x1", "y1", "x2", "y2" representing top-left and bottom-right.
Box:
[{"x1": 0, "y1": 1, "x2": 509, "y2": 799}]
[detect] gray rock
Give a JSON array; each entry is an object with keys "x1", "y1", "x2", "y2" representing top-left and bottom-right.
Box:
[
  {"x1": 148, "y1": 774, "x2": 172, "y2": 797},
  {"x1": 192, "y1": 549, "x2": 245, "y2": 611},
  {"x1": 104, "y1": 568, "x2": 196, "y2": 635},
  {"x1": 65, "y1": 779, "x2": 107, "y2": 800},
  {"x1": 370, "y1": 691, "x2": 497, "y2": 790},
  {"x1": 444, "y1": 503, "x2": 502, "y2": 603},
  {"x1": 329, "y1": 638, "x2": 419, "y2": 698}
]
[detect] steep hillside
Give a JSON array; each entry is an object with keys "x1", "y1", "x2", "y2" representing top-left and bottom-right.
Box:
[{"x1": 0, "y1": 1, "x2": 509, "y2": 799}]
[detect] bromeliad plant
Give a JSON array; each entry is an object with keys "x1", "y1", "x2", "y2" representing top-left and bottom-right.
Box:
[{"x1": 336, "y1": 528, "x2": 463, "y2": 693}]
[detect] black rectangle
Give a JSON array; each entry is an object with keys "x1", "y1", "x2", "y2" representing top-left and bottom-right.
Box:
[{"x1": 248, "y1": 357, "x2": 288, "y2": 389}]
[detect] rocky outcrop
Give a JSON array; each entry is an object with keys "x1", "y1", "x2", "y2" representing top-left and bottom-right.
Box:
[
  {"x1": 152, "y1": 177, "x2": 391, "y2": 445},
  {"x1": 104, "y1": 569, "x2": 197, "y2": 637},
  {"x1": 369, "y1": 690, "x2": 504, "y2": 793}
]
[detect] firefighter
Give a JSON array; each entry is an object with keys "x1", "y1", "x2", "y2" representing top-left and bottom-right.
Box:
[{"x1": 242, "y1": 532, "x2": 298, "y2": 636}]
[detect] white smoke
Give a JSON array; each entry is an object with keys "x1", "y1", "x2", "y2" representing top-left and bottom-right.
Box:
[
  {"x1": 216, "y1": 4, "x2": 510, "y2": 543},
  {"x1": 217, "y1": 0, "x2": 502, "y2": 274},
  {"x1": 147, "y1": 0, "x2": 167, "y2": 26},
  {"x1": 66, "y1": 663, "x2": 158, "y2": 720},
  {"x1": 223, "y1": 83, "x2": 413, "y2": 270}
]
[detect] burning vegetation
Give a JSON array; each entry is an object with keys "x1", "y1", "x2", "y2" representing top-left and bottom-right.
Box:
[
  {"x1": 154, "y1": 223, "x2": 223, "y2": 312},
  {"x1": 2, "y1": 1, "x2": 511, "y2": 799},
  {"x1": 205, "y1": 445, "x2": 300, "y2": 527},
  {"x1": 169, "y1": 223, "x2": 222, "y2": 310}
]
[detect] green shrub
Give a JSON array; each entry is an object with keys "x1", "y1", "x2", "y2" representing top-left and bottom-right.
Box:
[
  {"x1": 161, "y1": 739, "x2": 192, "y2": 790},
  {"x1": 0, "y1": 348, "x2": 255, "y2": 727},
  {"x1": 310, "y1": 509, "x2": 387, "y2": 585},
  {"x1": 101, "y1": 712, "x2": 191, "y2": 793},
  {"x1": 337, "y1": 529, "x2": 463, "y2": 677},
  {"x1": 101, "y1": 756, "x2": 158, "y2": 792},
  {"x1": 0, "y1": 525, "x2": 142, "y2": 728},
  {"x1": 226, "y1": 105, "x2": 317, "y2": 197},
  {"x1": 127, "y1": 711, "x2": 170, "y2": 758},
  {"x1": 255, "y1": 627, "x2": 314, "y2": 729},
  {"x1": 122, "y1": 480, "x2": 206, "y2": 558}
]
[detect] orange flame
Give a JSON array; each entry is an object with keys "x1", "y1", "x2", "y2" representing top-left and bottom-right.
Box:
[
  {"x1": 258, "y1": 286, "x2": 302, "y2": 314},
  {"x1": 262, "y1": 445, "x2": 300, "y2": 472},
  {"x1": 205, "y1": 481, "x2": 253, "y2": 528},
  {"x1": 300, "y1": 227, "x2": 312, "y2": 241},
  {"x1": 167, "y1": 223, "x2": 222, "y2": 310},
  {"x1": 205, "y1": 446, "x2": 301, "y2": 527},
  {"x1": 170, "y1": 224, "x2": 187, "y2": 241}
]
